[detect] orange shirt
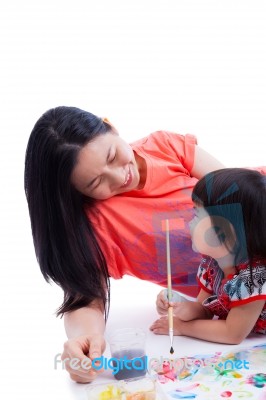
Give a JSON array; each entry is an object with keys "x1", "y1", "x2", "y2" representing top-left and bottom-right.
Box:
[{"x1": 86, "y1": 131, "x2": 201, "y2": 297}]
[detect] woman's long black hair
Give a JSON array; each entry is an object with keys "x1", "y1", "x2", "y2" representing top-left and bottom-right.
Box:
[
  {"x1": 192, "y1": 168, "x2": 266, "y2": 264},
  {"x1": 24, "y1": 106, "x2": 113, "y2": 317}
]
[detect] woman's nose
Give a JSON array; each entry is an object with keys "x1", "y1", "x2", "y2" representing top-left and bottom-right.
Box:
[{"x1": 109, "y1": 166, "x2": 127, "y2": 186}]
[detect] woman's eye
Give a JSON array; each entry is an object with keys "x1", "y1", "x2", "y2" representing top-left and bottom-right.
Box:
[
  {"x1": 109, "y1": 153, "x2": 116, "y2": 163},
  {"x1": 94, "y1": 177, "x2": 102, "y2": 189}
]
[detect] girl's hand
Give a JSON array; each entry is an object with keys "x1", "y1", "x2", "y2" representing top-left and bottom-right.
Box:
[
  {"x1": 156, "y1": 290, "x2": 170, "y2": 315},
  {"x1": 150, "y1": 316, "x2": 183, "y2": 336},
  {"x1": 61, "y1": 334, "x2": 106, "y2": 383},
  {"x1": 156, "y1": 289, "x2": 186, "y2": 315}
]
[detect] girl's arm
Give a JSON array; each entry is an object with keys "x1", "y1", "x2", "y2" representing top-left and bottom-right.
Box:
[
  {"x1": 61, "y1": 299, "x2": 106, "y2": 383},
  {"x1": 173, "y1": 300, "x2": 265, "y2": 344},
  {"x1": 155, "y1": 289, "x2": 212, "y2": 320},
  {"x1": 191, "y1": 145, "x2": 225, "y2": 179},
  {"x1": 173, "y1": 289, "x2": 213, "y2": 321},
  {"x1": 151, "y1": 299, "x2": 265, "y2": 344}
]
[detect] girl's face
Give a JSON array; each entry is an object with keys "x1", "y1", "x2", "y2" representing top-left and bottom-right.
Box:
[
  {"x1": 71, "y1": 132, "x2": 143, "y2": 200},
  {"x1": 189, "y1": 205, "x2": 234, "y2": 261}
]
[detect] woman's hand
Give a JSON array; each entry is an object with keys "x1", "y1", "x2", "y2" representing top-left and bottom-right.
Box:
[
  {"x1": 63, "y1": 301, "x2": 106, "y2": 383},
  {"x1": 61, "y1": 334, "x2": 106, "y2": 383}
]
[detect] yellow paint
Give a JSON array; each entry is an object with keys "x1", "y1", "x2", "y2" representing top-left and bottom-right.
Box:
[
  {"x1": 99, "y1": 385, "x2": 122, "y2": 400},
  {"x1": 97, "y1": 385, "x2": 156, "y2": 400}
]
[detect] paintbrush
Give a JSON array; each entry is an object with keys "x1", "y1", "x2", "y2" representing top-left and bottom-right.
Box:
[{"x1": 165, "y1": 219, "x2": 174, "y2": 355}]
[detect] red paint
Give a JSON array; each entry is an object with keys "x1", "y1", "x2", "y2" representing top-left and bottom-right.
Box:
[{"x1": 220, "y1": 391, "x2": 232, "y2": 398}]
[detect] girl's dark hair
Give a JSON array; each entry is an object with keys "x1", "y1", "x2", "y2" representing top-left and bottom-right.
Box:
[
  {"x1": 24, "y1": 106, "x2": 113, "y2": 317},
  {"x1": 192, "y1": 168, "x2": 266, "y2": 264}
]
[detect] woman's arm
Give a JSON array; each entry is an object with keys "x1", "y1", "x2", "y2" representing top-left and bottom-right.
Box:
[
  {"x1": 64, "y1": 300, "x2": 105, "y2": 338},
  {"x1": 191, "y1": 145, "x2": 225, "y2": 179},
  {"x1": 61, "y1": 299, "x2": 106, "y2": 383}
]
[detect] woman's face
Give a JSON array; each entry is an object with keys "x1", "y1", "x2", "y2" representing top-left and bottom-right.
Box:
[{"x1": 71, "y1": 132, "x2": 142, "y2": 200}]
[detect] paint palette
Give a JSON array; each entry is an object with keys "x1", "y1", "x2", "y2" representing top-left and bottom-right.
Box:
[
  {"x1": 150, "y1": 343, "x2": 266, "y2": 399},
  {"x1": 85, "y1": 376, "x2": 168, "y2": 400}
]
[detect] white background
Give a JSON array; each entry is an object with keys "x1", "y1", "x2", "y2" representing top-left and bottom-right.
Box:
[{"x1": 0, "y1": 1, "x2": 265, "y2": 399}]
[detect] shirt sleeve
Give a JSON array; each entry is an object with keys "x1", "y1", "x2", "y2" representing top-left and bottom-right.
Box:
[
  {"x1": 163, "y1": 132, "x2": 198, "y2": 174},
  {"x1": 131, "y1": 131, "x2": 198, "y2": 176}
]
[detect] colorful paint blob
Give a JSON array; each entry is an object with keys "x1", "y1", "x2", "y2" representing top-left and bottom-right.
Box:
[
  {"x1": 168, "y1": 390, "x2": 197, "y2": 399},
  {"x1": 246, "y1": 373, "x2": 266, "y2": 388},
  {"x1": 220, "y1": 391, "x2": 232, "y2": 398},
  {"x1": 98, "y1": 385, "x2": 122, "y2": 400},
  {"x1": 85, "y1": 377, "x2": 161, "y2": 400},
  {"x1": 219, "y1": 369, "x2": 243, "y2": 379},
  {"x1": 86, "y1": 343, "x2": 266, "y2": 400}
]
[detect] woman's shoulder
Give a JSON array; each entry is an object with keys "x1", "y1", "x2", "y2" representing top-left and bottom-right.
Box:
[
  {"x1": 130, "y1": 130, "x2": 168, "y2": 147},
  {"x1": 131, "y1": 130, "x2": 196, "y2": 148},
  {"x1": 131, "y1": 131, "x2": 197, "y2": 164}
]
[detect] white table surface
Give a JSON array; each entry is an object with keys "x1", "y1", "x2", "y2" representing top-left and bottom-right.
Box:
[{"x1": 50, "y1": 277, "x2": 266, "y2": 400}]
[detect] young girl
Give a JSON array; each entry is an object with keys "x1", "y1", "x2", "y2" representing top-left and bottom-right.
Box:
[{"x1": 151, "y1": 168, "x2": 266, "y2": 344}]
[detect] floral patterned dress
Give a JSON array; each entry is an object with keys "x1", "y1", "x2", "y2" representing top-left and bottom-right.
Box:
[{"x1": 197, "y1": 255, "x2": 266, "y2": 333}]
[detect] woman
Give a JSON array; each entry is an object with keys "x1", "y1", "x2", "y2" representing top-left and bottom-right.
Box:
[{"x1": 25, "y1": 106, "x2": 235, "y2": 382}]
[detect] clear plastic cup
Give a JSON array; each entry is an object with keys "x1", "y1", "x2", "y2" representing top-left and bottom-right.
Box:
[
  {"x1": 122, "y1": 376, "x2": 156, "y2": 399},
  {"x1": 108, "y1": 328, "x2": 147, "y2": 380}
]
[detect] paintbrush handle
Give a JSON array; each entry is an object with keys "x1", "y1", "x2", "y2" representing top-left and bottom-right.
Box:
[
  {"x1": 166, "y1": 220, "x2": 172, "y2": 300},
  {"x1": 168, "y1": 306, "x2": 173, "y2": 330}
]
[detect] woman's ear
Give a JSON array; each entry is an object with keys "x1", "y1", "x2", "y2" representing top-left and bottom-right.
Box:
[{"x1": 103, "y1": 117, "x2": 119, "y2": 135}]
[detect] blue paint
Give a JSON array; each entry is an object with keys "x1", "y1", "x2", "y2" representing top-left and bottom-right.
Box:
[{"x1": 169, "y1": 390, "x2": 197, "y2": 399}]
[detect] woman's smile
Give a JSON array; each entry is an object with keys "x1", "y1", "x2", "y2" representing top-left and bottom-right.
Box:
[{"x1": 120, "y1": 166, "x2": 133, "y2": 188}]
